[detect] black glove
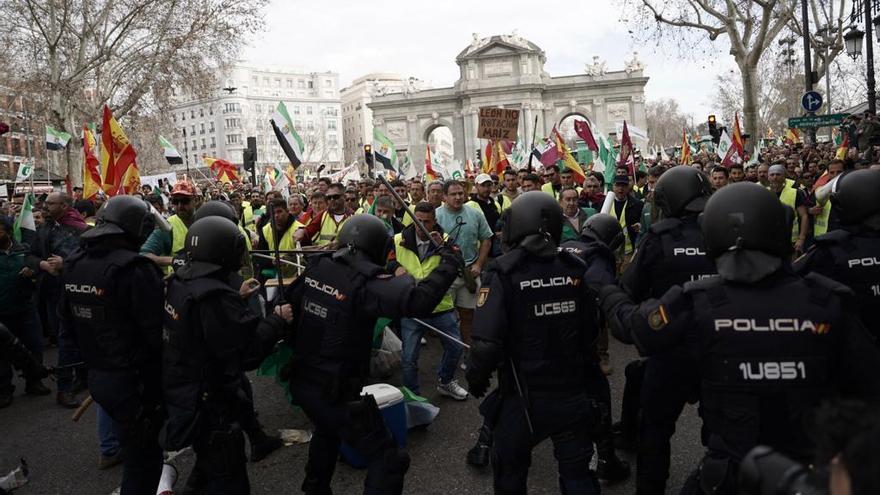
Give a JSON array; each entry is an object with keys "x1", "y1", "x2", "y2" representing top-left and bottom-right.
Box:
[
  {"x1": 437, "y1": 244, "x2": 465, "y2": 272},
  {"x1": 466, "y1": 368, "x2": 491, "y2": 399},
  {"x1": 598, "y1": 285, "x2": 635, "y2": 345}
]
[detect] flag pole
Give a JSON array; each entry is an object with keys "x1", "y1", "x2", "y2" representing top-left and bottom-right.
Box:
[
  {"x1": 182, "y1": 128, "x2": 191, "y2": 178},
  {"x1": 526, "y1": 115, "x2": 538, "y2": 173}
]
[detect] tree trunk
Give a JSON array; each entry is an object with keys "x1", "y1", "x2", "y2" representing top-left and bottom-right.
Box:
[{"x1": 740, "y1": 62, "x2": 760, "y2": 148}]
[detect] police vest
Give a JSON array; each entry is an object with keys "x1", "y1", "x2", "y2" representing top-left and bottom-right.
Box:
[
  {"x1": 63, "y1": 249, "x2": 162, "y2": 370},
  {"x1": 645, "y1": 217, "x2": 716, "y2": 298},
  {"x1": 166, "y1": 214, "x2": 189, "y2": 275},
  {"x1": 489, "y1": 248, "x2": 594, "y2": 393},
  {"x1": 291, "y1": 255, "x2": 381, "y2": 380},
  {"x1": 684, "y1": 273, "x2": 845, "y2": 459},
  {"x1": 162, "y1": 274, "x2": 237, "y2": 450},
  {"x1": 777, "y1": 186, "x2": 801, "y2": 243},
  {"x1": 813, "y1": 200, "x2": 832, "y2": 237},
  {"x1": 393, "y1": 233, "x2": 453, "y2": 314},
  {"x1": 312, "y1": 211, "x2": 348, "y2": 246},
  {"x1": 813, "y1": 230, "x2": 880, "y2": 339}
]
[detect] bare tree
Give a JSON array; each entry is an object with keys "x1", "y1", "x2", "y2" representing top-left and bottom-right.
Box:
[
  {"x1": 645, "y1": 98, "x2": 694, "y2": 146},
  {"x1": 623, "y1": 0, "x2": 847, "y2": 140},
  {"x1": 0, "y1": 0, "x2": 266, "y2": 184}
]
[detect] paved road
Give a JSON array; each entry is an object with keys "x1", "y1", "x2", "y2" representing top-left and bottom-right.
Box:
[{"x1": 1, "y1": 337, "x2": 703, "y2": 494}]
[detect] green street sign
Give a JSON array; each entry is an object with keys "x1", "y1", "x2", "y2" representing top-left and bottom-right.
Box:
[{"x1": 787, "y1": 113, "x2": 849, "y2": 129}]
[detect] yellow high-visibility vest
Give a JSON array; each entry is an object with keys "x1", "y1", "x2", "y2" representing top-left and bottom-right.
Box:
[{"x1": 393, "y1": 233, "x2": 453, "y2": 313}]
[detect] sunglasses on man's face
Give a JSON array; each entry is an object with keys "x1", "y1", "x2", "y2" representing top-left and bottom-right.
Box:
[
  {"x1": 171, "y1": 197, "x2": 192, "y2": 205},
  {"x1": 326, "y1": 194, "x2": 342, "y2": 200}
]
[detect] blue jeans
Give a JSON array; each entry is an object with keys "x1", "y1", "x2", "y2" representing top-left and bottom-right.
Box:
[
  {"x1": 97, "y1": 404, "x2": 121, "y2": 456},
  {"x1": 400, "y1": 311, "x2": 462, "y2": 394}
]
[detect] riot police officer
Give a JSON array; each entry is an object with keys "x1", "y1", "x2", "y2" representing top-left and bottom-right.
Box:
[
  {"x1": 59, "y1": 195, "x2": 165, "y2": 495},
  {"x1": 561, "y1": 213, "x2": 631, "y2": 484},
  {"x1": 600, "y1": 182, "x2": 880, "y2": 494},
  {"x1": 189, "y1": 200, "x2": 283, "y2": 463},
  {"x1": 162, "y1": 216, "x2": 292, "y2": 493},
  {"x1": 282, "y1": 214, "x2": 460, "y2": 495},
  {"x1": 466, "y1": 191, "x2": 602, "y2": 494},
  {"x1": 615, "y1": 165, "x2": 716, "y2": 495},
  {"x1": 794, "y1": 168, "x2": 880, "y2": 342}
]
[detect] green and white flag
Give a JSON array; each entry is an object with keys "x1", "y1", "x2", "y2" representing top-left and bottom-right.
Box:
[
  {"x1": 13, "y1": 193, "x2": 34, "y2": 242},
  {"x1": 15, "y1": 160, "x2": 33, "y2": 182},
  {"x1": 372, "y1": 128, "x2": 398, "y2": 172},
  {"x1": 444, "y1": 159, "x2": 465, "y2": 180},
  {"x1": 46, "y1": 126, "x2": 72, "y2": 150},
  {"x1": 397, "y1": 153, "x2": 417, "y2": 180},
  {"x1": 270, "y1": 102, "x2": 304, "y2": 167},
  {"x1": 158, "y1": 135, "x2": 183, "y2": 165},
  {"x1": 716, "y1": 129, "x2": 732, "y2": 160}
]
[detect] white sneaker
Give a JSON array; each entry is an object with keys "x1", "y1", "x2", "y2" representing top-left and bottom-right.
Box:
[{"x1": 437, "y1": 379, "x2": 468, "y2": 401}]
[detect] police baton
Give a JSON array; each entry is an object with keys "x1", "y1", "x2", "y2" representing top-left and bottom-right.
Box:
[
  {"x1": 411, "y1": 318, "x2": 470, "y2": 349},
  {"x1": 509, "y1": 359, "x2": 534, "y2": 435},
  {"x1": 268, "y1": 210, "x2": 286, "y2": 303},
  {"x1": 374, "y1": 174, "x2": 476, "y2": 291}
]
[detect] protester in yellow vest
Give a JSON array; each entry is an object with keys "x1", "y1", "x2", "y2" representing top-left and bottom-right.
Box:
[
  {"x1": 767, "y1": 164, "x2": 808, "y2": 253},
  {"x1": 294, "y1": 183, "x2": 351, "y2": 247},
  {"x1": 541, "y1": 166, "x2": 563, "y2": 199},
  {"x1": 388, "y1": 202, "x2": 468, "y2": 400},
  {"x1": 140, "y1": 180, "x2": 198, "y2": 274},
  {"x1": 609, "y1": 175, "x2": 644, "y2": 259},
  {"x1": 259, "y1": 198, "x2": 304, "y2": 279},
  {"x1": 809, "y1": 160, "x2": 846, "y2": 237}
]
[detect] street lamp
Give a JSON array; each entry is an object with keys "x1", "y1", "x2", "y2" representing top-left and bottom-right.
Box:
[{"x1": 846, "y1": 26, "x2": 865, "y2": 59}]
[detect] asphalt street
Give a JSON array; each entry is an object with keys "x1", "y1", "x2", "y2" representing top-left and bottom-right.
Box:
[{"x1": 1, "y1": 336, "x2": 703, "y2": 494}]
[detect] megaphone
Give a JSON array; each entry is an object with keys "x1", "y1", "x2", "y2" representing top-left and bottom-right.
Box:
[
  {"x1": 815, "y1": 174, "x2": 841, "y2": 206},
  {"x1": 155, "y1": 463, "x2": 177, "y2": 495}
]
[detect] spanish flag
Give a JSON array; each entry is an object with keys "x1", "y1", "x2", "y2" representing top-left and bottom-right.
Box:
[
  {"x1": 425, "y1": 146, "x2": 439, "y2": 181},
  {"x1": 204, "y1": 156, "x2": 239, "y2": 183},
  {"x1": 100, "y1": 106, "x2": 137, "y2": 196},
  {"x1": 680, "y1": 128, "x2": 692, "y2": 165},
  {"x1": 552, "y1": 126, "x2": 586, "y2": 184},
  {"x1": 82, "y1": 125, "x2": 102, "y2": 200},
  {"x1": 784, "y1": 128, "x2": 802, "y2": 144}
]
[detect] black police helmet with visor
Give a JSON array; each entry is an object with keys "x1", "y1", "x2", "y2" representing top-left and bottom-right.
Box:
[
  {"x1": 177, "y1": 216, "x2": 246, "y2": 279},
  {"x1": 80, "y1": 195, "x2": 155, "y2": 245},
  {"x1": 502, "y1": 191, "x2": 563, "y2": 257},
  {"x1": 830, "y1": 169, "x2": 880, "y2": 229},
  {"x1": 580, "y1": 213, "x2": 624, "y2": 252},
  {"x1": 335, "y1": 214, "x2": 392, "y2": 266},
  {"x1": 653, "y1": 165, "x2": 712, "y2": 219},
  {"x1": 193, "y1": 200, "x2": 238, "y2": 224},
  {"x1": 701, "y1": 182, "x2": 791, "y2": 282}
]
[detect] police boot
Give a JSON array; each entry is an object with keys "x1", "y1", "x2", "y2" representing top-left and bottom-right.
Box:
[
  {"x1": 597, "y1": 453, "x2": 631, "y2": 484},
  {"x1": 559, "y1": 473, "x2": 600, "y2": 495},
  {"x1": 466, "y1": 425, "x2": 492, "y2": 468},
  {"x1": 248, "y1": 428, "x2": 283, "y2": 463}
]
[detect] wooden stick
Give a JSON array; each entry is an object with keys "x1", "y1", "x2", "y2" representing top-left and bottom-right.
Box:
[{"x1": 71, "y1": 395, "x2": 94, "y2": 422}]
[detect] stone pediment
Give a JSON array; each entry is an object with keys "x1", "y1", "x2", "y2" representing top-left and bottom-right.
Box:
[
  {"x1": 470, "y1": 43, "x2": 521, "y2": 57},
  {"x1": 456, "y1": 34, "x2": 544, "y2": 62}
]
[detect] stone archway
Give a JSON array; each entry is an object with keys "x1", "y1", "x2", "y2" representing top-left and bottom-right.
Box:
[
  {"x1": 424, "y1": 124, "x2": 455, "y2": 171},
  {"x1": 557, "y1": 112, "x2": 593, "y2": 147}
]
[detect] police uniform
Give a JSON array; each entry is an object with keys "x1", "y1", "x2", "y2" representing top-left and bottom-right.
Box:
[
  {"x1": 602, "y1": 182, "x2": 880, "y2": 494},
  {"x1": 615, "y1": 167, "x2": 716, "y2": 495},
  {"x1": 162, "y1": 217, "x2": 288, "y2": 494},
  {"x1": 59, "y1": 197, "x2": 166, "y2": 495},
  {"x1": 282, "y1": 214, "x2": 459, "y2": 495},
  {"x1": 466, "y1": 192, "x2": 601, "y2": 494}
]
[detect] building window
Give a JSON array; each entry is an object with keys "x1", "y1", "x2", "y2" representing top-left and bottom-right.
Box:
[
  {"x1": 263, "y1": 77, "x2": 270, "y2": 86},
  {"x1": 328, "y1": 133, "x2": 337, "y2": 144},
  {"x1": 199, "y1": 108, "x2": 204, "y2": 117},
  {"x1": 308, "y1": 81, "x2": 313, "y2": 89},
  {"x1": 325, "y1": 79, "x2": 332, "y2": 87},
  {"x1": 190, "y1": 125, "x2": 196, "y2": 135},
  {"x1": 287, "y1": 79, "x2": 293, "y2": 88},
  {"x1": 275, "y1": 78, "x2": 281, "y2": 88},
  {"x1": 172, "y1": 114, "x2": 177, "y2": 123},
  {"x1": 225, "y1": 118, "x2": 240, "y2": 128},
  {"x1": 294, "y1": 120, "x2": 302, "y2": 130},
  {"x1": 211, "y1": 137, "x2": 216, "y2": 147},
  {"x1": 192, "y1": 139, "x2": 197, "y2": 149},
  {"x1": 209, "y1": 106, "x2": 213, "y2": 115},
  {"x1": 200, "y1": 123, "x2": 205, "y2": 134},
  {"x1": 252, "y1": 76, "x2": 258, "y2": 86},
  {"x1": 298, "y1": 80, "x2": 305, "y2": 88},
  {"x1": 190, "y1": 110, "x2": 195, "y2": 118},
  {"x1": 254, "y1": 104, "x2": 262, "y2": 113},
  {"x1": 327, "y1": 120, "x2": 336, "y2": 130},
  {"x1": 293, "y1": 106, "x2": 300, "y2": 115},
  {"x1": 307, "y1": 120, "x2": 314, "y2": 131},
  {"x1": 209, "y1": 122, "x2": 215, "y2": 132},
  {"x1": 181, "y1": 112, "x2": 186, "y2": 121},
  {"x1": 201, "y1": 138, "x2": 206, "y2": 149},
  {"x1": 226, "y1": 134, "x2": 241, "y2": 145},
  {"x1": 306, "y1": 106, "x2": 313, "y2": 115}
]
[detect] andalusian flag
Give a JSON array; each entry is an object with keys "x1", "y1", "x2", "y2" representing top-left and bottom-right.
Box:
[
  {"x1": 13, "y1": 193, "x2": 34, "y2": 243},
  {"x1": 271, "y1": 102, "x2": 304, "y2": 167},
  {"x1": 373, "y1": 128, "x2": 398, "y2": 172},
  {"x1": 159, "y1": 135, "x2": 183, "y2": 165},
  {"x1": 596, "y1": 133, "x2": 617, "y2": 188},
  {"x1": 100, "y1": 105, "x2": 138, "y2": 196},
  {"x1": 82, "y1": 125, "x2": 102, "y2": 200},
  {"x1": 204, "y1": 156, "x2": 239, "y2": 183},
  {"x1": 46, "y1": 126, "x2": 72, "y2": 150}
]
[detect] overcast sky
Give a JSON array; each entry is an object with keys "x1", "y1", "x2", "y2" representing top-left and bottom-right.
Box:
[{"x1": 243, "y1": 0, "x2": 737, "y2": 120}]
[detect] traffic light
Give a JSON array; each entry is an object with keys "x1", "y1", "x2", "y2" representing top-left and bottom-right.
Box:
[
  {"x1": 364, "y1": 144, "x2": 373, "y2": 166},
  {"x1": 242, "y1": 136, "x2": 257, "y2": 171},
  {"x1": 708, "y1": 115, "x2": 720, "y2": 144}
]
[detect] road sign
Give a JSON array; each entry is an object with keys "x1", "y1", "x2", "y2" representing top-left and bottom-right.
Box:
[
  {"x1": 787, "y1": 113, "x2": 849, "y2": 129},
  {"x1": 801, "y1": 91, "x2": 823, "y2": 113}
]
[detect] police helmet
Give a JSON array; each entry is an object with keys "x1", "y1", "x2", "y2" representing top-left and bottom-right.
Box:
[
  {"x1": 701, "y1": 182, "x2": 791, "y2": 259},
  {"x1": 80, "y1": 195, "x2": 155, "y2": 244},
  {"x1": 581, "y1": 213, "x2": 624, "y2": 252},
  {"x1": 179, "y1": 216, "x2": 245, "y2": 278},
  {"x1": 830, "y1": 169, "x2": 880, "y2": 227},
  {"x1": 193, "y1": 200, "x2": 238, "y2": 223},
  {"x1": 653, "y1": 166, "x2": 712, "y2": 218},
  {"x1": 336, "y1": 214, "x2": 391, "y2": 265},
  {"x1": 502, "y1": 191, "x2": 564, "y2": 246}
]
